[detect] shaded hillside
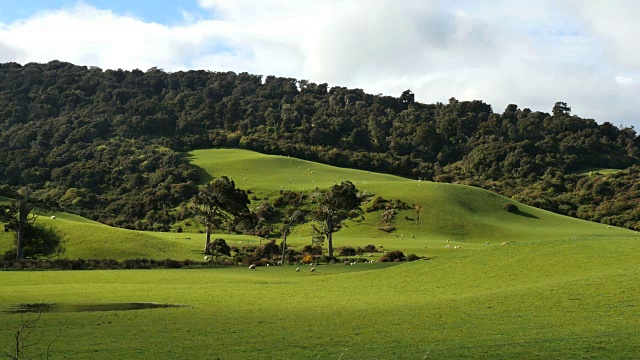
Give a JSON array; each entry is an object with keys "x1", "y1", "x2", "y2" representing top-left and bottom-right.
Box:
[{"x1": 0, "y1": 61, "x2": 639, "y2": 229}]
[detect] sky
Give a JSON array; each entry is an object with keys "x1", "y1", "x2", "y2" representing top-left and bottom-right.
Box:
[{"x1": 1, "y1": 0, "x2": 640, "y2": 128}]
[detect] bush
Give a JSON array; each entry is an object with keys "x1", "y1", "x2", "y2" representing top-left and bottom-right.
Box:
[
  {"x1": 503, "y1": 203, "x2": 519, "y2": 213},
  {"x1": 338, "y1": 246, "x2": 357, "y2": 256},
  {"x1": 406, "y1": 253, "x2": 420, "y2": 261},
  {"x1": 301, "y1": 244, "x2": 323, "y2": 255},
  {"x1": 380, "y1": 250, "x2": 405, "y2": 262}
]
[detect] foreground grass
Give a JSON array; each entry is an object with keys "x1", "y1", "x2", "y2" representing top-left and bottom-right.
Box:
[{"x1": 1, "y1": 236, "x2": 639, "y2": 359}]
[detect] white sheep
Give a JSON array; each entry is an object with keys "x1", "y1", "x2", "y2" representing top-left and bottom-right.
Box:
[
  {"x1": 310, "y1": 267, "x2": 316, "y2": 273},
  {"x1": 455, "y1": 246, "x2": 462, "y2": 249},
  {"x1": 50, "y1": 215, "x2": 56, "y2": 220},
  {"x1": 445, "y1": 245, "x2": 451, "y2": 249},
  {"x1": 249, "y1": 264, "x2": 256, "y2": 270},
  {"x1": 277, "y1": 261, "x2": 282, "y2": 266},
  {"x1": 296, "y1": 267, "x2": 300, "y2": 272},
  {"x1": 266, "y1": 263, "x2": 270, "y2": 267},
  {"x1": 607, "y1": 226, "x2": 611, "y2": 228},
  {"x1": 485, "y1": 242, "x2": 490, "y2": 245},
  {"x1": 204, "y1": 256, "x2": 211, "y2": 261}
]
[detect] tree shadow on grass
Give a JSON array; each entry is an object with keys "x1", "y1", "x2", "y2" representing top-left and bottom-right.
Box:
[
  {"x1": 514, "y1": 210, "x2": 539, "y2": 219},
  {"x1": 184, "y1": 154, "x2": 213, "y2": 185}
]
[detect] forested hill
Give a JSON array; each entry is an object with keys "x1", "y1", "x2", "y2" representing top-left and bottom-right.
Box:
[{"x1": 1, "y1": 60, "x2": 639, "y2": 230}]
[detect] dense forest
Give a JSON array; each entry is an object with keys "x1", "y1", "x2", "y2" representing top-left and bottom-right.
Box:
[{"x1": 1, "y1": 60, "x2": 639, "y2": 230}]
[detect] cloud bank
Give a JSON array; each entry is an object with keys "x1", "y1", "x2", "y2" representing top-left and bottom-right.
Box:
[{"x1": 0, "y1": 0, "x2": 639, "y2": 128}]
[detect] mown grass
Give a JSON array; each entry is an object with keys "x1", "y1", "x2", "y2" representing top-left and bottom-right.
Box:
[{"x1": 1, "y1": 236, "x2": 639, "y2": 359}]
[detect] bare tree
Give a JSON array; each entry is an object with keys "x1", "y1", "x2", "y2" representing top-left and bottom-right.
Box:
[{"x1": 6, "y1": 312, "x2": 60, "y2": 360}]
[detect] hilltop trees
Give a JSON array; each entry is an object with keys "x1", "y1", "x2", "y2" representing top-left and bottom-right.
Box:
[
  {"x1": 313, "y1": 181, "x2": 362, "y2": 258},
  {"x1": 190, "y1": 177, "x2": 250, "y2": 254},
  {"x1": 0, "y1": 61, "x2": 639, "y2": 230}
]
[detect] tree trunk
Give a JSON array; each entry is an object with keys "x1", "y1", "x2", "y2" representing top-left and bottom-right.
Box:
[
  {"x1": 205, "y1": 226, "x2": 211, "y2": 255},
  {"x1": 281, "y1": 230, "x2": 287, "y2": 265},
  {"x1": 327, "y1": 231, "x2": 333, "y2": 258},
  {"x1": 16, "y1": 199, "x2": 28, "y2": 260}
]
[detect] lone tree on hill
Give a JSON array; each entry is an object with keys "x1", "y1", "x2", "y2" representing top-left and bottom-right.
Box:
[
  {"x1": 313, "y1": 181, "x2": 362, "y2": 258},
  {"x1": 1, "y1": 188, "x2": 65, "y2": 260},
  {"x1": 190, "y1": 177, "x2": 250, "y2": 255}
]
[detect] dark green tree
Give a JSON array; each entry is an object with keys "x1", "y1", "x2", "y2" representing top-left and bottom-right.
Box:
[
  {"x1": 1, "y1": 190, "x2": 36, "y2": 260},
  {"x1": 207, "y1": 238, "x2": 231, "y2": 262},
  {"x1": 312, "y1": 181, "x2": 362, "y2": 257},
  {"x1": 190, "y1": 177, "x2": 250, "y2": 254},
  {"x1": 1, "y1": 189, "x2": 65, "y2": 260}
]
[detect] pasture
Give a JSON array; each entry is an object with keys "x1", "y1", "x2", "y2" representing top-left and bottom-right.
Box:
[
  {"x1": 1, "y1": 237, "x2": 639, "y2": 359},
  {"x1": 1, "y1": 148, "x2": 639, "y2": 358}
]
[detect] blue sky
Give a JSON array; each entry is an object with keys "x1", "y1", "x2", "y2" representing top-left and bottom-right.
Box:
[
  {"x1": 1, "y1": 0, "x2": 639, "y2": 128},
  {"x1": 0, "y1": 1, "x2": 208, "y2": 24}
]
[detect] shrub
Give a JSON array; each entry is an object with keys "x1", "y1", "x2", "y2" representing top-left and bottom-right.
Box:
[
  {"x1": 380, "y1": 250, "x2": 405, "y2": 262},
  {"x1": 406, "y1": 253, "x2": 420, "y2": 261},
  {"x1": 338, "y1": 246, "x2": 357, "y2": 256},
  {"x1": 301, "y1": 244, "x2": 323, "y2": 255},
  {"x1": 503, "y1": 203, "x2": 519, "y2": 213}
]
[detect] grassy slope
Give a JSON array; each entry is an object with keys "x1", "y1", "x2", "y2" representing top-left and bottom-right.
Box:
[
  {"x1": 189, "y1": 149, "x2": 634, "y2": 252},
  {"x1": 1, "y1": 236, "x2": 639, "y2": 359},
  {"x1": 1, "y1": 149, "x2": 639, "y2": 358},
  {"x1": 6, "y1": 148, "x2": 633, "y2": 259}
]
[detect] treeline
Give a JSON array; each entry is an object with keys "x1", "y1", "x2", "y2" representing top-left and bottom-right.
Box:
[{"x1": 0, "y1": 60, "x2": 639, "y2": 229}]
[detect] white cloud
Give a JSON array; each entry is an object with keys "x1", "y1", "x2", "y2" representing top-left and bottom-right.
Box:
[{"x1": 1, "y1": 0, "x2": 640, "y2": 128}]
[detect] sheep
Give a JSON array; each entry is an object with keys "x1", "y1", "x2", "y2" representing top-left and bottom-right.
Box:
[
  {"x1": 296, "y1": 267, "x2": 300, "y2": 272},
  {"x1": 249, "y1": 264, "x2": 256, "y2": 270},
  {"x1": 485, "y1": 242, "x2": 490, "y2": 245},
  {"x1": 277, "y1": 261, "x2": 282, "y2": 266},
  {"x1": 344, "y1": 260, "x2": 350, "y2": 265},
  {"x1": 351, "y1": 262, "x2": 356, "y2": 266},
  {"x1": 607, "y1": 226, "x2": 611, "y2": 229},
  {"x1": 455, "y1": 246, "x2": 462, "y2": 249},
  {"x1": 445, "y1": 245, "x2": 451, "y2": 249},
  {"x1": 266, "y1": 263, "x2": 270, "y2": 267},
  {"x1": 446, "y1": 239, "x2": 450, "y2": 242},
  {"x1": 204, "y1": 256, "x2": 211, "y2": 261},
  {"x1": 310, "y1": 267, "x2": 316, "y2": 273},
  {"x1": 50, "y1": 215, "x2": 56, "y2": 220}
]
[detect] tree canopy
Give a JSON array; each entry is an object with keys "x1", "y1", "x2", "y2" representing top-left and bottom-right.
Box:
[
  {"x1": 313, "y1": 181, "x2": 362, "y2": 257},
  {"x1": 190, "y1": 177, "x2": 250, "y2": 253},
  {"x1": 0, "y1": 60, "x2": 639, "y2": 230}
]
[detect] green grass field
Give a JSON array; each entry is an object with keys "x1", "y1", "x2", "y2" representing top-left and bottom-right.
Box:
[
  {"x1": 1, "y1": 148, "x2": 639, "y2": 358},
  {"x1": 1, "y1": 237, "x2": 639, "y2": 359}
]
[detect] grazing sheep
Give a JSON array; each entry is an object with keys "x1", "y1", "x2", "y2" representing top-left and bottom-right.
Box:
[
  {"x1": 267, "y1": 263, "x2": 270, "y2": 267},
  {"x1": 455, "y1": 246, "x2": 462, "y2": 249},
  {"x1": 204, "y1": 256, "x2": 211, "y2": 261},
  {"x1": 310, "y1": 267, "x2": 316, "y2": 273},
  {"x1": 446, "y1": 239, "x2": 450, "y2": 242},
  {"x1": 351, "y1": 262, "x2": 356, "y2": 265},
  {"x1": 344, "y1": 260, "x2": 350, "y2": 265},
  {"x1": 296, "y1": 267, "x2": 300, "y2": 272},
  {"x1": 249, "y1": 264, "x2": 256, "y2": 270},
  {"x1": 445, "y1": 245, "x2": 451, "y2": 249},
  {"x1": 50, "y1": 215, "x2": 56, "y2": 220},
  {"x1": 277, "y1": 261, "x2": 282, "y2": 266},
  {"x1": 607, "y1": 226, "x2": 611, "y2": 228},
  {"x1": 485, "y1": 242, "x2": 490, "y2": 245}
]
